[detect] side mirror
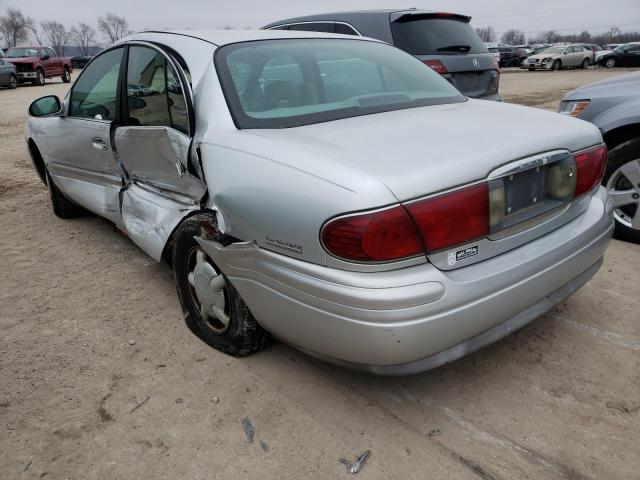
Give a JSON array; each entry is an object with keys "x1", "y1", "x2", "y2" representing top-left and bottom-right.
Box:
[
  {"x1": 41, "y1": 54, "x2": 50, "y2": 60},
  {"x1": 29, "y1": 95, "x2": 62, "y2": 117}
]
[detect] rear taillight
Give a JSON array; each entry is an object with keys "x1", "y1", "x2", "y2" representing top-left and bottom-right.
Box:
[
  {"x1": 322, "y1": 145, "x2": 606, "y2": 262},
  {"x1": 321, "y1": 206, "x2": 423, "y2": 262},
  {"x1": 424, "y1": 59, "x2": 448, "y2": 74},
  {"x1": 574, "y1": 145, "x2": 607, "y2": 197},
  {"x1": 491, "y1": 56, "x2": 500, "y2": 71},
  {"x1": 405, "y1": 183, "x2": 489, "y2": 252}
]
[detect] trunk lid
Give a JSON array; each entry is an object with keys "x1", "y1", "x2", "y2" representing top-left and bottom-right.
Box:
[
  {"x1": 251, "y1": 99, "x2": 602, "y2": 202},
  {"x1": 249, "y1": 100, "x2": 603, "y2": 269}
]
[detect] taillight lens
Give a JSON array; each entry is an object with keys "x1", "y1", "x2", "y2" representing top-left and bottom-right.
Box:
[
  {"x1": 424, "y1": 59, "x2": 448, "y2": 74},
  {"x1": 574, "y1": 145, "x2": 607, "y2": 197},
  {"x1": 321, "y1": 206, "x2": 423, "y2": 262},
  {"x1": 405, "y1": 183, "x2": 489, "y2": 252}
]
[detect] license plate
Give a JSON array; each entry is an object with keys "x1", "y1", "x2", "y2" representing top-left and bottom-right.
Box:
[
  {"x1": 504, "y1": 167, "x2": 544, "y2": 215},
  {"x1": 488, "y1": 154, "x2": 576, "y2": 232}
]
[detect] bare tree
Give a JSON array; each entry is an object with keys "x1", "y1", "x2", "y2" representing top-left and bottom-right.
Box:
[
  {"x1": 41, "y1": 20, "x2": 70, "y2": 56},
  {"x1": 475, "y1": 26, "x2": 496, "y2": 43},
  {"x1": 542, "y1": 30, "x2": 560, "y2": 44},
  {"x1": 71, "y1": 22, "x2": 96, "y2": 55},
  {"x1": 0, "y1": 7, "x2": 35, "y2": 47},
  {"x1": 97, "y1": 13, "x2": 130, "y2": 44},
  {"x1": 501, "y1": 29, "x2": 526, "y2": 46}
]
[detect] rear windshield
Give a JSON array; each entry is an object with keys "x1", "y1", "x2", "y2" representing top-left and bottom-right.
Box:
[
  {"x1": 391, "y1": 17, "x2": 488, "y2": 55},
  {"x1": 216, "y1": 39, "x2": 465, "y2": 129}
]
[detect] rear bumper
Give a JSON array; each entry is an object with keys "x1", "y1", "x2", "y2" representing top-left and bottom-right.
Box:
[{"x1": 198, "y1": 188, "x2": 613, "y2": 375}]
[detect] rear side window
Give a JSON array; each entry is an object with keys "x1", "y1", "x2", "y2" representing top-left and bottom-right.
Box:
[
  {"x1": 287, "y1": 22, "x2": 334, "y2": 33},
  {"x1": 335, "y1": 23, "x2": 359, "y2": 36},
  {"x1": 126, "y1": 46, "x2": 189, "y2": 134},
  {"x1": 391, "y1": 17, "x2": 488, "y2": 55}
]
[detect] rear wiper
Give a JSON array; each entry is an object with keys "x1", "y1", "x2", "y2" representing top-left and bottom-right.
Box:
[{"x1": 436, "y1": 45, "x2": 471, "y2": 53}]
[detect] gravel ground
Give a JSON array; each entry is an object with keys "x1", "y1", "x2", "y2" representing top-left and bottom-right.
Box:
[{"x1": 1, "y1": 68, "x2": 639, "y2": 480}]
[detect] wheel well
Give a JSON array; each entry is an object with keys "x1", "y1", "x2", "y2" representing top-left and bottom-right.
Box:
[
  {"x1": 27, "y1": 139, "x2": 47, "y2": 185},
  {"x1": 603, "y1": 123, "x2": 640, "y2": 151},
  {"x1": 160, "y1": 210, "x2": 239, "y2": 266}
]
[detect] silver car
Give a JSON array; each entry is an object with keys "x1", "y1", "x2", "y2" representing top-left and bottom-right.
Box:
[
  {"x1": 559, "y1": 71, "x2": 640, "y2": 243},
  {"x1": 26, "y1": 30, "x2": 613, "y2": 375},
  {"x1": 523, "y1": 44, "x2": 593, "y2": 70}
]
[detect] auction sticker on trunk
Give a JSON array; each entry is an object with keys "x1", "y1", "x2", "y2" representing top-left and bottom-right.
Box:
[{"x1": 448, "y1": 245, "x2": 479, "y2": 266}]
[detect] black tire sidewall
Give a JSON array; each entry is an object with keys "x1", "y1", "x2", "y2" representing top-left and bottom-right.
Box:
[
  {"x1": 172, "y1": 214, "x2": 255, "y2": 355},
  {"x1": 9, "y1": 74, "x2": 17, "y2": 89}
]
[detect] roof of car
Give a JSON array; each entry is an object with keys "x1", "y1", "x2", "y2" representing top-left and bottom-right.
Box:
[
  {"x1": 262, "y1": 9, "x2": 471, "y2": 28},
  {"x1": 129, "y1": 29, "x2": 377, "y2": 47}
]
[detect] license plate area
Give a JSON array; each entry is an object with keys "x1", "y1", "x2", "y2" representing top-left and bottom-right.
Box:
[{"x1": 488, "y1": 153, "x2": 576, "y2": 232}]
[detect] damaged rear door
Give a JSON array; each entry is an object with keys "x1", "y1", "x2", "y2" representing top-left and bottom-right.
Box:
[{"x1": 113, "y1": 43, "x2": 207, "y2": 260}]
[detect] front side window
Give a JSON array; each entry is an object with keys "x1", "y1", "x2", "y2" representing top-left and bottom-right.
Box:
[
  {"x1": 217, "y1": 39, "x2": 465, "y2": 129},
  {"x1": 69, "y1": 47, "x2": 123, "y2": 120},
  {"x1": 126, "y1": 46, "x2": 189, "y2": 134}
]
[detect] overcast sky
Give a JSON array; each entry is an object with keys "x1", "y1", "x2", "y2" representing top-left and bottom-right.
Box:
[{"x1": 2, "y1": 0, "x2": 639, "y2": 41}]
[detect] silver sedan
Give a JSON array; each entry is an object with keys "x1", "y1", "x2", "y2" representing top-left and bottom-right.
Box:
[{"x1": 26, "y1": 30, "x2": 613, "y2": 374}]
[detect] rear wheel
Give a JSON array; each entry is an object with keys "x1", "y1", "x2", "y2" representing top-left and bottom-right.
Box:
[
  {"x1": 45, "y1": 170, "x2": 84, "y2": 218},
  {"x1": 604, "y1": 138, "x2": 640, "y2": 243},
  {"x1": 8, "y1": 74, "x2": 17, "y2": 89},
  {"x1": 172, "y1": 214, "x2": 270, "y2": 356},
  {"x1": 33, "y1": 69, "x2": 45, "y2": 86},
  {"x1": 581, "y1": 58, "x2": 589, "y2": 69},
  {"x1": 604, "y1": 58, "x2": 616, "y2": 68},
  {"x1": 528, "y1": 68, "x2": 535, "y2": 71},
  {"x1": 61, "y1": 68, "x2": 71, "y2": 83}
]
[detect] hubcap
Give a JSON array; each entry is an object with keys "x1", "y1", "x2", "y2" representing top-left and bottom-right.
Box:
[
  {"x1": 606, "y1": 159, "x2": 640, "y2": 231},
  {"x1": 606, "y1": 59, "x2": 615, "y2": 68},
  {"x1": 10, "y1": 76, "x2": 16, "y2": 88},
  {"x1": 187, "y1": 249, "x2": 230, "y2": 334}
]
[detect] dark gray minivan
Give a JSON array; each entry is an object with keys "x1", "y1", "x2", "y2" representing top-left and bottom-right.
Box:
[{"x1": 263, "y1": 9, "x2": 500, "y2": 100}]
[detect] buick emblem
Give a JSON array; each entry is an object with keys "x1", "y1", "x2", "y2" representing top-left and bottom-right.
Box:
[{"x1": 472, "y1": 58, "x2": 480, "y2": 69}]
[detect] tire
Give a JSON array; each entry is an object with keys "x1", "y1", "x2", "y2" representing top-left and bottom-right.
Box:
[
  {"x1": 34, "y1": 69, "x2": 45, "y2": 86},
  {"x1": 604, "y1": 58, "x2": 616, "y2": 68},
  {"x1": 172, "y1": 213, "x2": 270, "y2": 356},
  {"x1": 581, "y1": 58, "x2": 589, "y2": 69},
  {"x1": 8, "y1": 74, "x2": 17, "y2": 89},
  {"x1": 528, "y1": 68, "x2": 535, "y2": 71},
  {"x1": 45, "y1": 170, "x2": 84, "y2": 218},
  {"x1": 552, "y1": 60, "x2": 561, "y2": 71},
  {"x1": 603, "y1": 138, "x2": 640, "y2": 243},
  {"x1": 61, "y1": 68, "x2": 71, "y2": 83}
]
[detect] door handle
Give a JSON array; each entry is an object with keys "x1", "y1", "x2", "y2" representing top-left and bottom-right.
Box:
[{"x1": 91, "y1": 138, "x2": 108, "y2": 151}]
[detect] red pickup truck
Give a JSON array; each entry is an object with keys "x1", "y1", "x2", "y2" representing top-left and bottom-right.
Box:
[{"x1": 4, "y1": 46, "x2": 72, "y2": 86}]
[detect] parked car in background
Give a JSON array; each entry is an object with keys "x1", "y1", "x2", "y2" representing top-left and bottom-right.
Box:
[
  {"x1": 578, "y1": 44, "x2": 604, "y2": 64},
  {"x1": 26, "y1": 29, "x2": 612, "y2": 374},
  {"x1": 4, "y1": 46, "x2": 72, "y2": 85},
  {"x1": 598, "y1": 43, "x2": 640, "y2": 68},
  {"x1": 0, "y1": 58, "x2": 18, "y2": 89},
  {"x1": 522, "y1": 44, "x2": 592, "y2": 70},
  {"x1": 594, "y1": 45, "x2": 613, "y2": 64},
  {"x1": 559, "y1": 71, "x2": 640, "y2": 242},
  {"x1": 70, "y1": 55, "x2": 93, "y2": 69},
  {"x1": 263, "y1": 9, "x2": 501, "y2": 100},
  {"x1": 495, "y1": 46, "x2": 526, "y2": 67},
  {"x1": 487, "y1": 46, "x2": 501, "y2": 64}
]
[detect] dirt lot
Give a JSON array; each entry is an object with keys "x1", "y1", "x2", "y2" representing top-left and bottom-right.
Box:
[{"x1": 1, "y1": 68, "x2": 639, "y2": 480}]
